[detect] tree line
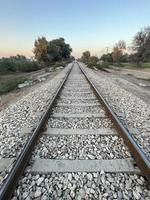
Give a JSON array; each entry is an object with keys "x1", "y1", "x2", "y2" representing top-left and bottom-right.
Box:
[
  {"x1": 33, "y1": 37, "x2": 72, "y2": 66},
  {"x1": 81, "y1": 26, "x2": 150, "y2": 67},
  {"x1": 0, "y1": 37, "x2": 72, "y2": 74}
]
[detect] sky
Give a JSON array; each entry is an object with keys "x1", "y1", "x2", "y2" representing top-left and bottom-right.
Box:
[{"x1": 0, "y1": 0, "x2": 150, "y2": 58}]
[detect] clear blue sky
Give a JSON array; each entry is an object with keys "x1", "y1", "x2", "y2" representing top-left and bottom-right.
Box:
[{"x1": 0, "y1": 0, "x2": 150, "y2": 58}]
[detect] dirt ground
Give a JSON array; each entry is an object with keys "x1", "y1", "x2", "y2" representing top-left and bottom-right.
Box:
[
  {"x1": 106, "y1": 67, "x2": 150, "y2": 80},
  {"x1": 95, "y1": 67, "x2": 150, "y2": 105}
]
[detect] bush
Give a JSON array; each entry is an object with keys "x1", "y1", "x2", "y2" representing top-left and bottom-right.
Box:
[
  {"x1": 52, "y1": 60, "x2": 70, "y2": 69},
  {"x1": 96, "y1": 63, "x2": 110, "y2": 69},
  {"x1": 85, "y1": 60, "x2": 111, "y2": 69},
  {"x1": 84, "y1": 61, "x2": 95, "y2": 69},
  {"x1": 113, "y1": 63, "x2": 125, "y2": 67},
  {"x1": 143, "y1": 62, "x2": 150, "y2": 68},
  {"x1": 0, "y1": 59, "x2": 17, "y2": 73},
  {"x1": 0, "y1": 57, "x2": 41, "y2": 74},
  {"x1": 0, "y1": 76, "x2": 27, "y2": 95},
  {"x1": 15, "y1": 60, "x2": 41, "y2": 72}
]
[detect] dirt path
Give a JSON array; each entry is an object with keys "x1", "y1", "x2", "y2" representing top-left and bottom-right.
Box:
[{"x1": 95, "y1": 69, "x2": 150, "y2": 105}]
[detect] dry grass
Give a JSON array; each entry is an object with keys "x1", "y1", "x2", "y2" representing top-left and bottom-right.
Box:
[{"x1": 0, "y1": 74, "x2": 27, "y2": 95}]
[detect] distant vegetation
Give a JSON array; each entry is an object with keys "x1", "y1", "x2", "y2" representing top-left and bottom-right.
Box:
[
  {"x1": 0, "y1": 37, "x2": 73, "y2": 95},
  {"x1": 33, "y1": 37, "x2": 72, "y2": 66},
  {"x1": 0, "y1": 55, "x2": 40, "y2": 94},
  {"x1": 0, "y1": 55, "x2": 40, "y2": 74},
  {"x1": 0, "y1": 37, "x2": 73, "y2": 75},
  {"x1": 81, "y1": 26, "x2": 150, "y2": 69}
]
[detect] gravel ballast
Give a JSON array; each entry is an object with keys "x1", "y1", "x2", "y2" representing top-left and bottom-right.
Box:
[
  {"x1": 33, "y1": 134, "x2": 131, "y2": 160},
  {"x1": 12, "y1": 172, "x2": 150, "y2": 200},
  {"x1": 48, "y1": 117, "x2": 113, "y2": 129},
  {"x1": 0, "y1": 64, "x2": 73, "y2": 188},
  {"x1": 52, "y1": 105, "x2": 105, "y2": 114},
  {"x1": 81, "y1": 63, "x2": 150, "y2": 160},
  {"x1": 57, "y1": 98, "x2": 99, "y2": 104},
  {"x1": 0, "y1": 64, "x2": 72, "y2": 159},
  {"x1": 2, "y1": 62, "x2": 150, "y2": 199}
]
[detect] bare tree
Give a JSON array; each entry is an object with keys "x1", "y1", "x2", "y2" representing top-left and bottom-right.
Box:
[{"x1": 112, "y1": 40, "x2": 126, "y2": 62}]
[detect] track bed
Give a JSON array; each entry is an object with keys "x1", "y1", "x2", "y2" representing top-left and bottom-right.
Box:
[{"x1": 0, "y1": 62, "x2": 150, "y2": 200}]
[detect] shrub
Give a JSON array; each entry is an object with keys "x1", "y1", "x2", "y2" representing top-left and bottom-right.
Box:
[
  {"x1": 0, "y1": 57, "x2": 41, "y2": 74},
  {"x1": 143, "y1": 62, "x2": 150, "y2": 68},
  {"x1": 0, "y1": 76, "x2": 27, "y2": 95},
  {"x1": 15, "y1": 60, "x2": 41, "y2": 72},
  {"x1": 86, "y1": 60, "x2": 111, "y2": 69},
  {"x1": 0, "y1": 58, "x2": 17, "y2": 73}
]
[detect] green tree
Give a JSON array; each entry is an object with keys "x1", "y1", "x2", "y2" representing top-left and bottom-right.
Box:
[
  {"x1": 48, "y1": 38, "x2": 72, "y2": 62},
  {"x1": 101, "y1": 53, "x2": 113, "y2": 63},
  {"x1": 89, "y1": 56, "x2": 99, "y2": 63},
  {"x1": 133, "y1": 26, "x2": 150, "y2": 66},
  {"x1": 33, "y1": 37, "x2": 72, "y2": 65},
  {"x1": 119, "y1": 53, "x2": 129, "y2": 63}
]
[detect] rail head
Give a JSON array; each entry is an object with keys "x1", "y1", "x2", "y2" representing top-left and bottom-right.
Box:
[{"x1": 78, "y1": 62, "x2": 150, "y2": 182}]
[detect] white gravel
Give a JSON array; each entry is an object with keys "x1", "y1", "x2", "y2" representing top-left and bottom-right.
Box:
[
  {"x1": 57, "y1": 98, "x2": 99, "y2": 104},
  {"x1": 60, "y1": 92, "x2": 94, "y2": 98},
  {"x1": 33, "y1": 134, "x2": 131, "y2": 160},
  {"x1": 81, "y1": 63, "x2": 150, "y2": 160},
  {"x1": 48, "y1": 117, "x2": 113, "y2": 129},
  {"x1": 63, "y1": 87, "x2": 91, "y2": 92},
  {"x1": 52, "y1": 105, "x2": 105, "y2": 114},
  {"x1": 12, "y1": 172, "x2": 150, "y2": 200},
  {"x1": 0, "y1": 64, "x2": 72, "y2": 159},
  {"x1": 3, "y1": 62, "x2": 150, "y2": 199}
]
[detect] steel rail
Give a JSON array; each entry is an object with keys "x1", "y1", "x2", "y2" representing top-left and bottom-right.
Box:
[
  {"x1": 0, "y1": 63, "x2": 74, "y2": 200},
  {"x1": 78, "y1": 62, "x2": 150, "y2": 182}
]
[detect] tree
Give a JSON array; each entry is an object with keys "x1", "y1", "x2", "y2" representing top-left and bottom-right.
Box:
[
  {"x1": 10, "y1": 55, "x2": 26, "y2": 61},
  {"x1": 117, "y1": 40, "x2": 126, "y2": 50},
  {"x1": 48, "y1": 38, "x2": 72, "y2": 62},
  {"x1": 89, "y1": 56, "x2": 99, "y2": 63},
  {"x1": 101, "y1": 53, "x2": 113, "y2": 63},
  {"x1": 112, "y1": 40, "x2": 126, "y2": 63},
  {"x1": 81, "y1": 51, "x2": 91, "y2": 61},
  {"x1": 112, "y1": 46, "x2": 122, "y2": 62},
  {"x1": 119, "y1": 53, "x2": 129, "y2": 63},
  {"x1": 133, "y1": 26, "x2": 150, "y2": 66},
  {"x1": 33, "y1": 37, "x2": 72, "y2": 65},
  {"x1": 33, "y1": 37, "x2": 49, "y2": 65}
]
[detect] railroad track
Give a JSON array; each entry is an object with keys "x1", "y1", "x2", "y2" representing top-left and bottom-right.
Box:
[{"x1": 0, "y1": 61, "x2": 150, "y2": 199}]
